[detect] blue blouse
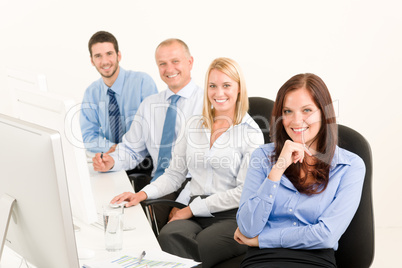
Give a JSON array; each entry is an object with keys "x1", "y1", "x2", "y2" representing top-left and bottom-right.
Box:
[{"x1": 237, "y1": 143, "x2": 365, "y2": 250}]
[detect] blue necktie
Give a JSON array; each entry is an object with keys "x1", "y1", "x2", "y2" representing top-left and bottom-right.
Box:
[
  {"x1": 107, "y1": 88, "x2": 123, "y2": 144},
  {"x1": 153, "y1": 94, "x2": 181, "y2": 181}
]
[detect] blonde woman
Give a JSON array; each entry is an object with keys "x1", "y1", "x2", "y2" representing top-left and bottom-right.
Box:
[{"x1": 112, "y1": 57, "x2": 264, "y2": 267}]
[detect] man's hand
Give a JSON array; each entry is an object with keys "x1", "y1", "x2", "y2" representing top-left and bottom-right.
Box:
[
  {"x1": 110, "y1": 191, "x2": 148, "y2": 207},
  {"x1": 93, "y1": 152, "x2": 115, "y2": 172},
  {"x1": 168, "y1": 207, "x2": 181, "y2": 221},
  {"x1": 107, "y1": 144, "x2": 118, "y2": 154},
  {"x1": 168, "y1": 207, "x2": 193, "y2": 223}
]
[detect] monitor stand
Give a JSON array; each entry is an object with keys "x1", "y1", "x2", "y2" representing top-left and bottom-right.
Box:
[{"x1": 0, "y1": 194, "x2": 16, "y2": 262}]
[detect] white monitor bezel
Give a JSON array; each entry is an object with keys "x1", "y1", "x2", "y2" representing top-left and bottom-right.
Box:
[{"x1": 0, "y1": 114, "x2": 79, "y2": 267}]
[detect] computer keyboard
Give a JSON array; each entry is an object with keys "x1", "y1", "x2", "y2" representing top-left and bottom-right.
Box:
[{"x1": 93, "y1": 212, "x2": 136, "y2": 231}]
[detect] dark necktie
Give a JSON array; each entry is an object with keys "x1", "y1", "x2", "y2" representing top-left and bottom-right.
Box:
[
  {"x1": 153, "y1": 95, "x2": 181, "y2": 181},
  {"x1": 107, "y1": 88, "x2": 123, "y2": 144}
]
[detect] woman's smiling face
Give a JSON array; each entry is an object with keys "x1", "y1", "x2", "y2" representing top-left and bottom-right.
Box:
[
  {"x1": 282, "y1": 87, "x2": 322, "y2": 150},
  {"x1": 207, "y1": 69, "x2": 239, "y2": 118}
]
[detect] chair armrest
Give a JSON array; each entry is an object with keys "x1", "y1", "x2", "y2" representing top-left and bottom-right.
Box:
[
  {"x1": 142, "y1": 199, "x2": 186, "y2": 209},
  {"x1": 141, "y1": 199, "x2": 186, "y2": 236},
  {"x1": 128, "y1": 173, "x2": 152, "y2": 193}
]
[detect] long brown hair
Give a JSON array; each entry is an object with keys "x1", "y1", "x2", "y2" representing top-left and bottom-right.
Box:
[{"x1": 270, "y1": 73, "x2": 337, "y2": 194}]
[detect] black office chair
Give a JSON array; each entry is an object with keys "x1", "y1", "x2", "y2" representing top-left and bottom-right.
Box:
[
  {"x1": 248, "y1": 96, "x2": 274, "y2": 143},
  {"x1": 334, "y1": 124, "x2": 375, "y2": 268},
  {"x1": 127, "y1": 155, "x2": 153, "y2": 192}
]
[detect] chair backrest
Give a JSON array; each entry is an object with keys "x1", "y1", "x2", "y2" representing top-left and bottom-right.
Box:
[
  {"x1": 335, "y1": 124, "x2": 375, "y2": 268},
  {"x1": 248, "y1": 97, "x2": 274, "y2": 143}
]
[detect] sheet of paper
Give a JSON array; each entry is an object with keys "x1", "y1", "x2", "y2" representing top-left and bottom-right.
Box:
[{"x1": 82, "y1": 250, "x2": 200, "y2": 268}]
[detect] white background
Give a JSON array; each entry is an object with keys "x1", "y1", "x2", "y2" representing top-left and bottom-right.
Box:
[{"x1": 0, "y1": 0, "x2": 401, "y2": 263}]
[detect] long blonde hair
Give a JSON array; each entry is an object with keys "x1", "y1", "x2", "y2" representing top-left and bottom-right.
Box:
[{"x1": 202, "y1": 57, "x2": 249, "y2": 129}]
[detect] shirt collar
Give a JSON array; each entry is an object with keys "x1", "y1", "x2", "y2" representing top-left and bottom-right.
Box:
[
  {"x1": 201, "y1": 113, "x2": 261, "y2": 133},
  {"x1": 330, "y1": 146, "x2": 352, "y2": 167},
  {"x1": 236, "y1": 113, "x2": 261, "y2": 131},
  {"x1": 164, "y1": 79, "x2": 197, "y2": 101},
  {"x1": 280, "y1": 146, "x2": 352, "y2": 191},
  {"x1": 103, "y1": 66, "x2": 126, "y2": 95}
]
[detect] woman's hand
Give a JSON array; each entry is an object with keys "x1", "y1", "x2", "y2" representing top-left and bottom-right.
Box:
[
  {"x1": 234, "y1": 228, "x2": 259, "y2": 247},
  {"x1": 268, "y1": 140, "x2": 312, "y2": 182},
  {"x1": 277, "y1": 140, "x2": 312, "y2": 169},
  {"x1": 93, "y1": 152, "x2": 115, "y2": 172},
  {"x1": 168, "y1": 206, "x2": 193, "y2": 223},
  {"x1": 110, "y1": 191, "x2": 147, "y2": 207}
]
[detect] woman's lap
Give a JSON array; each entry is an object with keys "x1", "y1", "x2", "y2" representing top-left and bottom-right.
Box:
[{"x1": 241, "y1": 247, "x2": 337, "y2": 268}]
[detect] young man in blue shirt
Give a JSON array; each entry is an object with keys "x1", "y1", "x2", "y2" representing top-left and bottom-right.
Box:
[{"x1": 80, "y1": 31, "x2": 158, "y2": 153}]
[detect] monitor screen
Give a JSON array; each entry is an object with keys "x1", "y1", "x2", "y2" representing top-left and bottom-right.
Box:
[
  {"x1": 0, "y1": 114, "x2": 80, "y2": 267},
  {"x1": 11, "y1": 88, "x2": 97, "y2": 224},
  {"x1": 6, "y1": 68, "x2": 48, "y2": 117},
  {"x1": 6, "y1": 68, "x2": 48, "y2": 92}
]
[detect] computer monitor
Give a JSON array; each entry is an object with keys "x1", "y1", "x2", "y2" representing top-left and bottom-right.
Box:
[
  {"x1": 6, "y1": 68, "x2": 48, "y2": 117},
  {"x1": 6, "y1": 68, "x2": 48, "y2": 92},
  {"x1": 0, "y1": 114, "x2": 80, "y2": 267},
  {"x1": 11, "y1": 87, "x2": 97, "y2": 224}
]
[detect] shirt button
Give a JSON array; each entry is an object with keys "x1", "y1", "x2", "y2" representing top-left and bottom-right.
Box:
[
  {"x1": 289, "y1": 208, "x2": 293, "y2": 212},
  {"x1": 273, "y1": 185, "x2": 277, "y2": 188},
  {"x1": 293, "y1": 222, "x2": 297, "y2": 226},
  {"x1": 269, "y1": 194, "x2": 273, "y2": 198}
]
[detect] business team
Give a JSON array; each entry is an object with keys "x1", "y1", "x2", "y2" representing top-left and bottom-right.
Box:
[{"x1": 81, "y1": 31, "x2": 365, "y2": 268}]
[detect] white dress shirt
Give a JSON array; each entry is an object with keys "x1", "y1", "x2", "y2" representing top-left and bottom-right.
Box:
[
  {"x1": 110, "y1": 79, "x2": 204, "y2": 175},
  {"x1": 142, "y1": 113, "x2": 264, "y2": 217}
]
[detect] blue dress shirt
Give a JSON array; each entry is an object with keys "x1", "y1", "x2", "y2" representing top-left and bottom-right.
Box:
[
  {"x1": 237, "y1": 143, "x2": 365, "y2": 250},
  {"x1": 80, "y1": 67, "x2": 158, "y2": 153}
]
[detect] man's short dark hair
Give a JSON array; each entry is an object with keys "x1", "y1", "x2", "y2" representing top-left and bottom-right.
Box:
[{"x1": 88, "y1": 31, "x2": 119, "y2": 57}]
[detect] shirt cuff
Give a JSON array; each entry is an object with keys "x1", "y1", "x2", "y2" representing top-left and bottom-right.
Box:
[
  {"x1": 257, "y1": 178, "x2": 279, "y2": 202},
  {"x1": 189, "y1": 196, "x2": 213, "y2": 217},
  {"x1": 175, "y1": 183, "x2": 191, "y2": 205},
  {"x1": 109, "y1": 151, "x2": 122, "y2": 171},
  {"x1": 258, "y1": 225, "x2": 283, "y2": 248},
  {"x1": 141, "y1": 184, "x2": 159, "y2": 199}
]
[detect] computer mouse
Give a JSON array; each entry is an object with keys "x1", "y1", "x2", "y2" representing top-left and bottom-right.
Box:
[
  {"x1": 110, "y1": 201, "x2": 128, "y2": 208},
  {"x1": 78, "y1": 248, "x2": 95, "y2": 259}
]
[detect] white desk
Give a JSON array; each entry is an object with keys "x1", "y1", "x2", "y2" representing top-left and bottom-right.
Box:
[
  {"x1": 76, "y1": 167, "x2": 160, "y2": 264},
  {"x1": 0, "y1": 168, "x2": 160, "y2": 267}
]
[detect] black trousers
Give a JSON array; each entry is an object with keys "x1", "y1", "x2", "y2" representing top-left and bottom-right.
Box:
[
  {"x1": 157, "y1": 208, "x2": 247, "y2": 268},
  {"x1": 241, "y1": 247, "x2": 337, "y2": 268}
]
